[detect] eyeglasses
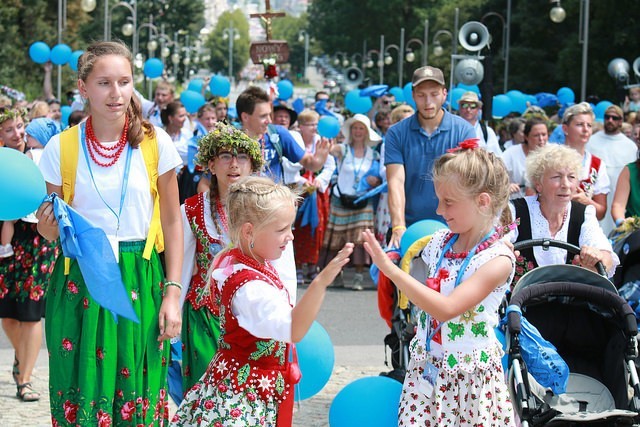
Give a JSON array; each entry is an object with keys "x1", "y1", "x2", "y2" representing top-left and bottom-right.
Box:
[
  {"x1": 217, "y1": 151, "x2": 251, "y2": 164},
  {"x1": 460, "y1": 103, "x2": 478, "y2": 109},
  {"x1": 604, "y1": 114, "x2": 622, "y2": 122}
]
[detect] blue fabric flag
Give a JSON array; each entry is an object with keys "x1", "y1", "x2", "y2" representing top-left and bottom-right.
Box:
[
  {"x1": 314, "y1": 99, "x2": 336, "y2": 118},
  {"x1": 534, "y1": 92, "x2": 559, "y2": 108},
  {"x1": 354, "y1": 181, "x2": 388, "y2": 205},
  {"x1": 296, "y1": 192, "x2": 319, "y2": 236},
  {"x1": 356, "y1": 160, "x2": 381, "y2": 193},
  {"x1": 292, "y1": 98, "x2": 305, "y2": 114},
  {"x1": 167, "y1": 340, "x2": 184, "y2": 405},
  {"x1": 49, "y1": 193, "x2": 139, "y2": 323},
  {"x1": 360, "y1": 85, "x2": 389, "y2": 98}
]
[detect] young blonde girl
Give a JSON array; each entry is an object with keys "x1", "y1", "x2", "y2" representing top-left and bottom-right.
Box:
[
  {"x1": 362, "y1": 139, "x2": 516, "y2": 426},
  {"x1": 171, "y1": 176, "x2": 353, "y2": 426}
]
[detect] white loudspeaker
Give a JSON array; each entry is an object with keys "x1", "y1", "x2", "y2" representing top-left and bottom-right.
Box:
[
  {"x1": 608, "y1": 58, "x2": 630, "y2": 83},
  {"x1": 454, "y1": 58, "x2": 484, "y2": 85},
  {"x1": 633, "y1": 57, "x2": 640, "y2": 79},
  {"x1": 344, "y1": 67, "x2": 364, "y2": 86},
  {"x1": 458, "y1": 21, "x2": 490, "y2": 52}
]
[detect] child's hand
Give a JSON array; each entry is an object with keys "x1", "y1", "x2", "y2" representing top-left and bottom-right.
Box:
[
  {"x1": 313, "y1": 243, "x2": 353, "y2": 287},
  {"x1": 362, "y1": 229, "x2": 395, "y2": 274}
]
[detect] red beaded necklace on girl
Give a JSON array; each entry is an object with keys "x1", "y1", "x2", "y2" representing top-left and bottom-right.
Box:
[
  {"x1": 231, "y1": 248, "x2": 282, "y2": 286},
  {"x1": 85, "y1": 115, "x2": 129, "y2": 167},
  {"x1": 442, "y1": 221, "x2": 519, "y2": 260},
  {"x1": 211, "y1": 196, "x2": 229, "y2": 236}
]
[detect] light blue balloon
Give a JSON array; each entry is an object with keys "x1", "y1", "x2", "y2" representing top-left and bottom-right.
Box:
[
  {"x1": 449, "y1": 87, "x2": 467, "y2": 111},
  {"x1": 143, "y1": 58, "x2": 164, "y2": 79},
  {"x1": 295, "y1": 321, "x2": 334, "y2": 401},
  {"x1": 68, "y1": 50, "x2": 84, "y2": 72},
  {"x1": 0, "y1": 148, "x2": 47, "y2": 220},
  {"x1": 277, "y1": 80, "x2": 294, "y2": 100},
  {"x1": 400, "y1": 219, "x2": 447, "y2": 257},
  {"x1": 557, "y1": 87, "x2": 575, "y2": 105},
  {"x1": 493, "y1": 94, "x2": 514, "y2": 118},
  {"x1": 345, "y1": 90, "x2": 372, "y2": 114},
  {"x1": 389, "y1": 86, "x2": 405, "y2": 103},
  {"x1": 457, "y1": 83, "x2": 481, "y2": 94},
  {"x1": 180, "y1": 90, "x2": 206, "y2": 114},
  {"x1": 209, "y1": 75, "x2": 231, "y2": 97},
  {"x1": 50, "y1": 44, "x2": 72, "y2": 65},
  {"x1": 60, "y1": 105, "x2": 72, "y2": 128},
  {"x1": 594, "y1": 100, "x2": 613, "y2": 122},
  {"x1": 29, "y1": 41, "x2": 50, "y2": 64},
  {"x1": 402, "y1": 82, "x2": 417, "y2": 110},
  {"x1": 317, "y1": 116, "x2": 341, "y2": 139},
  {"x1": 329, "y1": 376, "x2": 403, "y2": 427},
  {"x1": 187, "y1": 78, "x2": 204, "y2": 94},
  {"x1": 526, "y1": 94, "x2": 538, "y2": 107},
  {"x1": 506, "y1": 90, "x2": 527, "y2": 114}
]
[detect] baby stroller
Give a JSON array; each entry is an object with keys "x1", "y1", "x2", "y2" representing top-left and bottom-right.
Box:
[
  {"x1": 611, "y1": 227, "x2": 640, "y2": 289},
  {"x1": 507, "y1": 238, "x2": 640, "y2": 426}
]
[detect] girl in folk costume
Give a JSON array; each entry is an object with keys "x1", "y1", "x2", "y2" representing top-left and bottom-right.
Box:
[
  {"x1": 180, "y1": 121, "x2": 264, "y2": 392},
  {"x1": 171, "y1": 176, "x2": 353, "y2": 426},
  {"x1": 36, "y1": 41, "x2": 183, "y2": 426},
  {"x1": 562, "y1": 102, "x2": 610, "y2": 220},
  {"x1": 362, "y1": 139, "x2": 516, "y2": 426}
]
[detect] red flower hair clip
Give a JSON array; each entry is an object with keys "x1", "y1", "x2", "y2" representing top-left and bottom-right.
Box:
[{"x1": 447, "y1": 138, "x2": 480, "y2": 153}]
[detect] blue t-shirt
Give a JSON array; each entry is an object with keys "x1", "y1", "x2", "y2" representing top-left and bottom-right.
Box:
[
  {"x1": 384, "y1": 110, "x2": 475, "y2": 226},
  {"x1": 261, "y1": 125, "x2": 305, "y2": 182}
]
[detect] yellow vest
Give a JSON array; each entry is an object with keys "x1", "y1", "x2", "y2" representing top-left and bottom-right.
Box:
[{"x1": 59, "y1": 126, "x2": 164, "y2": 273}]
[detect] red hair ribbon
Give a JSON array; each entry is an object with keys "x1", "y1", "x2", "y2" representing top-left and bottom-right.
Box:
[{"x1": 447, "y1": 138, "x2": 480, "y2": 153}]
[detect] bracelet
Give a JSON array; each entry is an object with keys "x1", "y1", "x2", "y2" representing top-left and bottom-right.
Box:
[
  {"x1": 392, "y1": 225, "x2": 407, "y2": 232},
  {"x1": 164, "y1": 281, "x2": 183, "y2": 291}
]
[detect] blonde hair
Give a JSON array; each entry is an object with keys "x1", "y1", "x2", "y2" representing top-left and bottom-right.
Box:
[
  {"x1": 433, "y1": 146, "x2": 510, "y2": 222},
  {"x1": 390, "y1": 105, "x2": 415, "y2": 124},
  {"x1": 525, "y1": 144, "x2": 582, "y2": 189},
  {"x1": 562, "y1": 101, "x2": 594, "y2": 125},
  {"x1": 226, "y1": 176, "x2": 301, "y2": 247},
  {"x1": 78, "y1": 41, "x2": 154, "y2": 148},
  {"x1": 28, "y1": 101, "x2": 49, "y2": 121},
  {"x1": 297, "y1": 109, "x2": 319, "y2": 125}
]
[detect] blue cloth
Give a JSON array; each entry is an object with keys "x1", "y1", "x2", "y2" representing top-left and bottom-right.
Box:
[
  {"x1": 356, "y1": 160, "x2": 381, "y2": 193},
  {"x1": 549, "y1": 125, "x2": 566, "y2": 144},
  {"x1": 25, "y1": 118, "x2": 60, "y2": 147},
  {"x1": 292, "y1": 98, "x2": 305, "y2": 114},
  {"x1": 167, "y1": 340, "x2": 184, "y2": 405},
  {"x1": 384, "y1": 110, "x2": 475, "y2": 226},
  {"x1": 49, "y1": 193, "x2": 139, "y2": 323},
  {"x1": 354, "y1": 182, "x2": 387, "y2": 204},
  {"x1": 296, "y1": 192, "x2": 319, "y2": 236},
  {"x1": 360, "y1": 85, "x2": 389, "y2": 98},
  {"x1": 187, "y1": 121, "x2": 208, "y2": 173},
  {"x1": 262, "y1": 125, "x2": 305, "y2": 183},
  {"x1": 314, "y1": 100, "x2": 337, "y2": 118}
]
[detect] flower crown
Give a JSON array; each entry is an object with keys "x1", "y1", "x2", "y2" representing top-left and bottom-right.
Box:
[
  {"x1": 195, "y1": 122, "x2": 264, "y2": 171},
  {"x1": 0, "y1": 107, "x2": 27, "y2": 125}
]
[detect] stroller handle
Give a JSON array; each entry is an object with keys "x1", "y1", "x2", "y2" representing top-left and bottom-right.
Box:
[{"x1": 513, "y1": 238, "x2": 607, "y2": 277}]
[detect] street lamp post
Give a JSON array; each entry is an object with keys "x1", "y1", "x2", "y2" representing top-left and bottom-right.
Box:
[
  {"x1": 106, "y1": 1, "x2": 137, "y2": 49},
  {"x1": 405, "y1": 19, "x2": 429, "y2": 67},
  {"x1": 222, "y1": 22, "x2": 240, "y2": 83},
  {"x1": 298, "y1": 30, "x2": 310, "y2": 82},
  {"x1": 381, "y1": 28, "x2": 405, "y2": 86},
  {"x1": 482, "y1": 4, "x2": 511, "y2": 93}
]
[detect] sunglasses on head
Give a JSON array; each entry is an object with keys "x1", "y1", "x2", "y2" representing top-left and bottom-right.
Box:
[
  {"x1": 604, "y1": 114, "x2": 622, "y2": 121},
  {"x1": 460, "y1": 103, "x2": 478, "y2": 109}
]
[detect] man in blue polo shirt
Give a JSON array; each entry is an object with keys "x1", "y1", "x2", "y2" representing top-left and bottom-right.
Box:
[
  {"x1": 385, "y1": 66, "x2": 475, "y2": 248},
  {"x1": 236, "y1": 86, "x2": 330, "y2": 182}
]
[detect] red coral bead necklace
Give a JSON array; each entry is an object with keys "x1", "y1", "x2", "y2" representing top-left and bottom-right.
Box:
[{"x1": 85, "y1": 115, "x2": 129, "y2": 167}]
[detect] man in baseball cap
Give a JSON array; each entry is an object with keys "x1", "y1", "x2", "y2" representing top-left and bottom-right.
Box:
[{"x1": 457, "y1": 91, "x2": 501, "y2": 154}]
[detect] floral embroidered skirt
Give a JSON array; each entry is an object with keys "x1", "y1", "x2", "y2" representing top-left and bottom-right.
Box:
[
  {"x1": 181, "y1": 302, "x2": 221, "y2": 394},
  {"x1": 399, "y1": 354, "x2": 515, "y2": 426},
  {"x1": 45, "y1": 241, "x2": 170, "y2": 426},
  {"x1": 0, "y1": 221, "x2": 58, "y2": 321}
]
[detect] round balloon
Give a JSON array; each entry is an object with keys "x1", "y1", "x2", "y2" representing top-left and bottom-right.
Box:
[
  {"x1": 557, "y1": 87, "x2": 575, "y2": 105},
  {"x1": 29, "y1": 42, "x2": 51, "y2": 64},
  {"x1": 594, "y1": 100, "x2": 613, "y2": 122},
  {"x1": 50, "y1": 44, "x2": 72, "y2": 65},
  {"x1": 209, "y1": 75, "x2": 231, "y2": 97},
  {"x1": 143, "y1": 58, "x2": 164, "y2": 79},
  {"x1": 317, "y1": 116, "x2": 341, "y2": 139},
  {"x1": 389, "y1": 86, "x2": 405, "y2": 103},
  {"x1": 277, "y1": 80, "x2": 294, "y2": 100},
  {"x1": 506, "y1": 90, "x2": 527, "y2": 114},
  {"x1": 69, "y1": 50, "x2": 84, "y2": 72},
  {"x1": 456, "y1": 83, "x2": 481, "y2": 94},
  {"x1": 60, "y1": 105, "x2": 72, "y2": 128},
  {"x1": 402, "y1": 82, "x2": 417, "y2": 110},
  {"x1": 400, "y1": 219, "x2": 447, "y2": 257},
  {"x1": 0, "y1": 148, "x2": 47, "y2": 220},
  {"x1": 344, "y1": 90, "x2": 372, "y2": 114},
  {"x1": 329, "y1": 376, "x2": 402, "y2": 427},
  {"x1": 187, "y1": 78, "x2": 204, "y2": 94},
  {"x1": 180, "y1": 90, "x2": 206, "y2": 114},
  {"x1": 493, "y1": 94, "x2": 513, "y2": 119},
  {"x1": 449, "y1": 87, "x2": 467, "y2": 110},
  {"x1": 295, "y1": 321, "x2": 334, "y2": 401}
]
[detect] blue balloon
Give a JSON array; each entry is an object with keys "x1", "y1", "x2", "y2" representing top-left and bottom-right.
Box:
[
  {"x1": 389, "y1": 86, "x2": 404, "y2": 103},
  {"x1": 594, "y1": 100, "x2": 613, "y2": 122},
  {"x1": 60, "y1": 105, "x2": 72, "y2": 128},
  {"x1": 209, "y1": 75, "x2": 231, "y2": 97},
  {"x1": 317, "y1": 116, "x2": 341, "y2": 139},
  {"x1": 50, "y1": 44, "x2": 72, "y2": 65},
  {"x1": 0, "y1": 148, "x2": 47, "y2": 220},
  {"x1": 180, "y1": 90, "x2": 206, "y2": 114},
  {"x1": 345, "y1": 90, "x2": 372, "y2": 114},
  {"x1": 187, "y1": 78, "x2": 204, "y2": 94},
  {"x1": 449, "y1": 87, "x2": 467, "y2": 111},
  {"x1": 29, "y1": 41, "x2": 51, "y2": 64},
  {"x1": 143, "y1": 58, "x2": 164, "y2": 79},
  {"x1": 456, "y1": 83, "x2": 481, "y2": 94},
  {"x1": 329, "y1": 376, "x2": 402, "y2": 427},
  {"x1": 295, "y1": 321, "x2": 334, "y2": 401},
  {"x1": 557, "y1": 87, "x2": 575, "y2": 105},
  {"x1": 493, "y1": 94, "x2": 514, "y2": 119},
  {"x1": 402, "y1": 82, "x2": 416, "y2": 109},
  {"x1": 277, "y1": 80, "x2": 294, "y2": 100},
  {"x1": 400, "y1": 219, "x2": 447, "y2": 257},
  {"x1": 68, "y1": 50, "x2": 84, "y2": 72},
  {"x1": 506, "y1": 90, "x2": 527, "y2": 114}
]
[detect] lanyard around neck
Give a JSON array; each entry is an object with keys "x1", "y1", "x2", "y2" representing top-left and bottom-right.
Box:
[
  {"x1": 349, "y1": 146, "x2": 366, "y2": 183},
  {"x1": 80, "y1": 122, "x2": 133, "y2": 232}
]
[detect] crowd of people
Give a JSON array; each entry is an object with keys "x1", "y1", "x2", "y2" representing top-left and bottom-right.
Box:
[{"x1": 1, "y1": 38, "x2": 640, "y2": 425}]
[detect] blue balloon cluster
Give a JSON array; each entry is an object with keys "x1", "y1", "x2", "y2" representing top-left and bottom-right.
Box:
[
  {"x1": 345, "y1": 90, "x2": 372, "y2": 114},
  {"x1": 449, "y1": 87, "x2": 466, "y2": 110},
  {"x1": 0, "y1": 148, "x2": 47, "y2": 220},
  {"x1": 317, "y1": 116, "x2": 341, "y2": 139},
  {"x1": 493, "y1": 94, "x2": 513, "y2": 119},
  {"x1": 389, "y1": 86, "x2": 404, "y2": 103},
  {"x1": 180, "y1": 90, "x2": 206, "y2": 114},
  {"x1": 329, "y1": 376, "x2": 403, "y2": 426},
  {"x1": 594, "y1": 100, "x2": 614, "y2": 122},
  {"x1": 29, "y1": 42, "x2": 51, "y2": 64},
  {"x1": 277, "y1": 80, "x2": 294, "y2": 100},
  {"x1": 51, "y1": 44, "x2": 72, "y2": 65},
  {"x1": 69, "y1": 50, "x2": 84, "y2": 72},
  {"x1": 295, "y1": 321, "x2": 334, "y2": 401},
  {"x1": 557, "y1": 87, "x2": 575, "y2": 105},
  {"x1": 400, "y1": 219, "x2": 447, "y2": 257},
  {"x1": 143, "y1": 58, "x2": 164, "y2": 79},
  {"x1": 209, "y1": 75, "x2": 231, "y2": 97},
  {"x1": 187, "y1": 79, "x2": 205, "y2": 94}
]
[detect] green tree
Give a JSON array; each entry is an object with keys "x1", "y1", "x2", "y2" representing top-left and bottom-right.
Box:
[
  {"x1": 271, "y1": 14, "x2": 309, "y2": 81},
  {"x1": 204, "y1": 10, "x2": 250, "y2": 81}
]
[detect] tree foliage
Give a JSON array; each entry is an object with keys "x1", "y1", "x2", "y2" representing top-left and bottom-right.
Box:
[{"x1": 204, "y1": 10, "x2": 250, "y2": 80}]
